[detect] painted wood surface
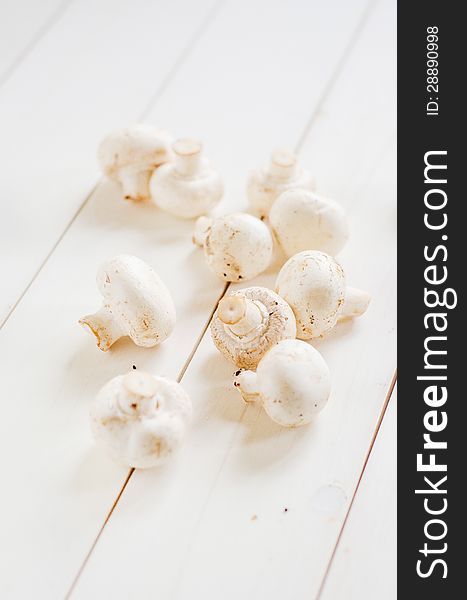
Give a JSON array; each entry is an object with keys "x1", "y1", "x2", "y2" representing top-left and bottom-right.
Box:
[
  {"x1": 0, "y1": 0, "x2": 396, "y2": 598},
  {"x1": 0, "y1": 0, "x2": 219, "y2": 324},
  {"x1": 71, "y1": 0, "x2": 396, "y2": 598},
  {"x1": 0, "y1": 0, "x2": 68, "y2": 81},
  {"x1": 320, "y1": 389, "x2": 397, "y2": 600}
]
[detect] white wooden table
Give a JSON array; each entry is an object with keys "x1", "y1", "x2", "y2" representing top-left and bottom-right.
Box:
[{"x1": 0, "y1": 0, "x2": 396, "y2": 598}]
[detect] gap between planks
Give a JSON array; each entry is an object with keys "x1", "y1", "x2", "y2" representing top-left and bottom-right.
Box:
[
  {"x1": 64, "y1": 281, "x2": 229, "y2": 599},
  {"x1": 295, "y1": 0, "x2": 378, "y2": 154},
  {"x1": 0, "y1": 0, "x2": 225, "y2": 331},
  {"x1": 315, "y1": 369, "x2": 398, "y2": 600},
  {"x1": 0, "y1": 0, "x2": 75, "y2": 90},
  {"x1": 64, "y1": 0, "x2": 380, "y2": 596}
]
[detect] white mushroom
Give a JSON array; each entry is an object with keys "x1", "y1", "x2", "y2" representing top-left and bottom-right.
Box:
[
  {"x1": 90, "y1": 370, "x2": 192, "y2": 468},
  {"x1": 275, "y1": 250, "x2": 370, "y2": 339},
  {"x1": 247, "y1": 149, "x2": 314, "y2": 219},
  {"x1": 149, "y1": 138, "x2": 223, "y2": 219},
  {"x1": 193, "y1": 213, "x2": 273, "y2": 282},
  {"x1": 210, "y1": 287, "x2": 296, "y2": 369},
  {"x1": 270, "y1": 189, "x2": 349, "y2": 257},
  {"x1": 98, "y1": 125, "x2": 173, "y2": 202},
  {"x1": 79, "y1": 254, "x2": 176, "y2": 351},
  {"x1": 234, "y1": 339, "x2": 331, "y2": 427}
]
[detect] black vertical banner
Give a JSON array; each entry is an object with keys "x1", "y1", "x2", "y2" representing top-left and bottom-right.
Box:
[{"x1": 398, "y1": 1, "x2": 463, "y2": 597}]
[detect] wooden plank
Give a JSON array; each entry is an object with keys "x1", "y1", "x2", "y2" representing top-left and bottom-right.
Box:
[
  {"x1": 70, "y1": 0, "x2": 396, "y2": 598},
  {"x1": 320, "y1": 389, "x2": 397, "y2": 600},
  {"x1": 0, "y1": 0, "x2": 69, "y2": 83},
  {"x1": 0, "y1": 0, "x2": 370, "y2": 598},
  {"x1": 0, "y1": 0, "x2": 219, "y2": 325}
]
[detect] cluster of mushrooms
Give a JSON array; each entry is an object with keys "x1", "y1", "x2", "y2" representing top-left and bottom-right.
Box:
[{"x1": 81, "y1": 125, "x2": 370, "y2": 469}]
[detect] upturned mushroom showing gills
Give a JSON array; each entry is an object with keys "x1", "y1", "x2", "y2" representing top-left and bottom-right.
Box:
[
  {"x1": 247, "y1": 149, "x2": 314, "y2": 219},
  {"x1": 193, "y1": 213, "x2": 273, "y2": 282},
  {"x1": 79, "y1": 254, "x2": 176, "y2": 351},
  {"x1": 149, "y1": 138, "x2": 223, "y2": 219},
  {"x1": 90, "y1": 370, "x2": 192, "y2": 468},
  {"x1": 210, "y1": 287, "x2": 296, "y2": 369},
  {"x1": 275, "y1": 250, "x2": 370, "y2": 340},
  {"x1": 98, "y1": 125, "x2": 173, "y2": 202},
  {"x1": 234, "y1": 339, "x2": 331, "y2": 427},
  {"x1": 270, "y1": 189, "x2": 349, "y2": 257}
]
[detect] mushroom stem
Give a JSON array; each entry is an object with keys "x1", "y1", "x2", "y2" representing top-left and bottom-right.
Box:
[
  {"x1": 192, "y1": 215, "x2": 212, "y2": 247},
  {"x1": 123, "y1": 371, "x2": 158, "y2": 398},
  {"x1": 234, "y1": 370, "x2": 260, "y2": 403},
  {"x1": 173, "y1": 138, "x2": 202, "y2": 177},
  {"x1": 117, "y1": 372, "x2": 159, "y2": 415},
  {"x1": 79, "y1": 306, "x2": 123, "y2": 351},
  {"x1": 118, "y1": 166, "x2": 151, "y2": 202},
  {"x1": 218, "y1": 296, "x2": 263, "y2": 336},
  {"x1": 339, "y1": 286, "x2": 371, "y2": 320},
  {"x1": 269, "y1": 149, "x2": 297, "y2": 180}
]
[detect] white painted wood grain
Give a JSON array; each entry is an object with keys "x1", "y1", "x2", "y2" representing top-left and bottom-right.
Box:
[
  {"x1": 320, "y1": 389, "x2": 397, "y2": 600},
  {"x1": 0, "y1": 0, "x2": 69, "y2": 82},
  {"x1": 0, "y1": 0, "x2": 219, "y2": 325},
  {"x1": 71, "y1": 0, "x2": 396, "y2": 598},
  {"x1": 0, "y1": 1, "x2": 371, "y2": 598}
]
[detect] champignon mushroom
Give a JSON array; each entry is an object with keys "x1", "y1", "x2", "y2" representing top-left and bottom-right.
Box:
[
  {"x1": 247, "y1": 149, "x2": 314, "y2": 219},
  {"x1": 210, "y1": 286, "x2": 296, "y2": 369},
  {"x1": 234, "y1": 339, "x2": 331, "y2": 427},
  {"x1": 275, "y1": 250, "x2": 370, "y2": 339},
  {"x1": 270, "y1": 189, "x2": 349, "y2": 257},
  {"x1": 79, "y1": 254, "x2": 176, "y2": 351},
  {"x1": 193, "y1": 213, "x2": 273, "y2": 282},
  {"x1": 149, "y1": 138, "x2": 223, "y2": 219},
  {"x1": 98, "y1": 125, "x2": 173, "y2": 202},
  {"x1": 90, "y1": 370, "x2": 192, "y2": 468}
]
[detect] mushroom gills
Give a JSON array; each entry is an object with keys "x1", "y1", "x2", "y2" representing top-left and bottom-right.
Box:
[{"x1": 210, "y1": 287, "x2": 296, "y2": 369}]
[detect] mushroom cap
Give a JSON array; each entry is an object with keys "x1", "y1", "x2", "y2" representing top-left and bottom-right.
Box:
[
  {"x1": 149, "y1": 140, "x2": 223, "y2": 219},
  {"x1": 90, "y1": 371, "x2": 192, "y2": 469},
  {"x1": 247, "y1": 150, "x2": 314, "y2": 218},
  {"x1": 275, "y1": 250, "x2": 345, "y2": 339},
  {"x1": 98, "y1": 125, "x2": 173, "y2": 178},
  {"x1": 210, "y1": 287, "x2": 296, "y2": 369},
  {"x1": 203, "y1": 213, "x2": 273, "y2": 282},
  {"x1": 97, "y1": 254, "x2": 176, "y2": 347},
  {"x1": 270, "y1": 189, "x2": 348, "y2": 257},
  {"x1": 255, "y1": 339, "x2": 331, "y2": 427}
]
